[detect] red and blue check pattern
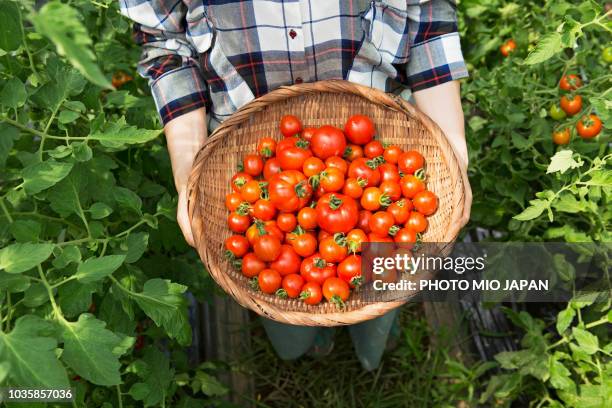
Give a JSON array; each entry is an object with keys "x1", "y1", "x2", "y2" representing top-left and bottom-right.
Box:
[{"x1": 120, "y1": 0, "x2": 468, "y2": 127}]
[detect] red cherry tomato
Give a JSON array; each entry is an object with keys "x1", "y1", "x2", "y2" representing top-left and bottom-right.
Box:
[
  {"x1": 346, "y1": 228, "x2": 367, "y2": 252},
  {"x1": 276, "y1": 213, "x2": 297, "y2": 232},
  {"x1": 576, "y1": 114, "x2": 603, "y2": 139},
  {"x1": 394, "y1": 228, "x2": 417, "y2": 246},
  {"x1": 258, "y1": 268, "x2": 282, "y2": 294},
  {"x1": 231, "y1": 172, "x2": 253, "y2": 193},
  {"x1": 325, "y1": 156, "x2": 349, "y2": 174},
  {"x1": 300, "y1": 282, "x2": 323, "y2": 305},
  {"x1": 383, "y1": 145, "x2": 402, "y2": 164},
  {"x1": 400, "y1": 175, "x2": 425, "y2": 198},
  {"x1": 364, "y1": 140, "x2": 384, "y2": 159},
  {"x1": 250, "y1": 199, "x2": 277, "y2": 221},
  {"x1": 398, "y1": 151, "x2": 424, "y2": 175},
  {"x1": 302, "y1": 157, "x2": 326, "y2": 177},
  {"x1": 560, "y1": 95, "x2": 582, "y2": 116},
  {"x1": 280, "y1": 115, "x2": 303, "y2": 137},
  {"x1": 378, "y1": 163, "x2": 400, "y2": 183},
  {"x1": 405, "y1": 211, "x2": 428, "y2": 233},
  {"x1": 225, "y1": 235, "x2": 250, "y2": 258},
  {"x1": 412, "y1": 190, "x2": 438, "y2": 216},
  {"x1": 320, "y1": 167, "x2": 345, "y2": 192},
  {"x1": 357, "y1": 210, "x2": 372, "y2": 233},
  {"x1": 290, "y1": 232, "x2": 318, "y2": 257},
  {"x1": 243, "y1": 154, "x2": 264, "y2": 176},
  {"x1": 343, "y1": 144, "x2": 364, "y2": 161},
  {"x1": 311, "y1": 125, "x2": 347, "y2": 159},
  {"x1": 301, "y1": 127, "x2": 317, "y2": 141},
  {"x1": 270, "y1": 244, "x2": 302, "y2": 276},
  {"x1": 559, "y1": 74, "x2": 582, "y2": 91},
  {"x1": 269, "y1": 170, "x2": 313, "y2": 213},
  {"x1": 225, "y1": 192, "x2": 244, "y2": 212},
  {"x1": 344, "y1": 114, "x2": 375, "y2": 145},
  {"x1": 280, "y1": 274, "x2": 305, "y2": 298},
  {"x1": 348, "y1": 158, "x2": 381, "y2": 187},
  {"x1": 316, "y1": 193, "x2": 359, "y2": 234},
  {"x1": 276, "y1": 137, "x2": 313, "y2": 171},
  {"x1": 241, "y1": 253, "x2": 266, "y2": 278},
  {"x1": 319, "y1": 234, "x2": 348, "y2": 263},
  {"x1": 297, "y1": 207, "x2": 318, "y2": 230},
  {"x1": 379, "y1": 180, "x2": 402, "y2": 201},
  {"x1": 228, "y1": 212, "x2": 250, "y2": 233},
  {"x1": 257, "y1": 137, "x2": 277, "y2": 158},
  {"x1": 253, "y1": 234, "x2": 282, "y2": 262},
  {"x1": 369, "y1": 211, "x2": 395, "y2": 236},
  {"x1": 387, "y1": 199, "x2": 412, "y2": 224},
  {"x1": 322, "y1": 277, "x2": 350, "y2": 306},
  {"x1": 338, "y1": 254, "x2": 362, "y2": 287},
  {"x1": 300, "y1": 254, "x2": 337, "y2": 285},
  {"x1": 263, "y1": 158, "x2": 282, "y2": 180}
]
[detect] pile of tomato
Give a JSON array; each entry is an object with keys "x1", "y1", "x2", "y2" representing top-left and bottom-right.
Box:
[
  {"x1": 223, "y1": 114, "x2": 438, "y2": 307},
  {"x1": 550, "y1": 74, "x2": 603, "y2": 144}
]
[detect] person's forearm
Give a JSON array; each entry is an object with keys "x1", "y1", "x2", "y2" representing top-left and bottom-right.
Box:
[
  {"x1": 163, "y1": 107, "x2": 208, "y2": 191},
  {"x1": 413, "y1": 81, "x2": 467, "y2": 167}
]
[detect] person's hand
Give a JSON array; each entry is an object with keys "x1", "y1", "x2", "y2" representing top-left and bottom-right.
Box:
[
  {"x1": 163, "y1": 108, "x2": 207, "y2": 247},
  {"x1": 177, "y1": 184, "x2": 195, "y2": 247}
]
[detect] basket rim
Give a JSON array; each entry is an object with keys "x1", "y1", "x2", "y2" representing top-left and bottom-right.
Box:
[{"x1": 187, "y1": 80, "x2": 470, "y2": 326}]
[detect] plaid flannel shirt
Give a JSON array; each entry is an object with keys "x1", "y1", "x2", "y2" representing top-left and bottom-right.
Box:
[{"x1": 119, "y1": 0, "x2": 468, "y2": 127}]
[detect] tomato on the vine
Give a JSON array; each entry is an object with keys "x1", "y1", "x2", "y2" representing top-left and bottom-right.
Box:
[
  {"x1": 316, "y1": 193, "x2": 359, "y2": 234},
  {"x1": 258, "y1": 269, "x2": 282, "y2": 294},
  {"x1": 348, "y1": 158, "x2": 381, "y2": 187},
  {"x1": 364, "y1": 140, "x2": 384, "y2": 159},
  {"x1": 270, "y1": 245, "x2": 301, "y2": 275},
  {"x1": 269, "y1": 170, "x2": 313, "y2": 212},
  {"x1": 300, "y1": 282, "x2": 323, "y2": 305},
  {"x1": 280, "y1": 115, "x2": 303, "y2": 137},
  {"x1": 549, "y1": 104, "x2": 567, "y2": 120},
  {"x1": 344, "y1": 114, "x2": 375, "y2": 145},
  {"x1": 300, "y1": 255, "x2": 336, "y2": 285},
  {"x1": 552, "y1": 129, "x2": 571, "y2": 145},
  {"x1": 225, "y1": 235, "x2": 250, "y2": 258},
  {"x1": 241, "y1": 253, "x2": 266, "y2": 278},
  {"x1": 311, "y1": 125, "x2": 347, "y2": 159},
  {"x1": 413, "y1": 190, "x2": 438, "y2": 216},
  {"x1": 559, "y1": 74, "x2": 582, "y2": 91},
  {"x1": 338, "y1": 254, "x2": 362, "y2": 287},
  {"x1": 576, "y1": 114, "x2": 602, "y2": 139},
  {"x1": 280, "y1": 274, "x2": 305, "y2": 298},
  {"x1": 398, "y1": 151, "x2": 424, "y2": 174},
  {"x1": 500, "y1": 39, "x2": 516, "y2": 57},
  {"x1": 560, "y1": 95, "x2": 582, "y2": 116}
]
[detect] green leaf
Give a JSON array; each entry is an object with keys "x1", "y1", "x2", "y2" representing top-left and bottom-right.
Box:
[
  {"x1": 582, "y1": 170, "x2": 612, "y2": 187},
  {"x1": 61, "y1": 314, "x2": 124, "y2": 386},
  {"x1": 571, "y1": 327, "x2": 599, "y2": 355},
  {"x1": 553, "y1": 193, "x2": 585, "y2": 214},
  {"x1": 52, "y1": 245, "x2": 82, "y2": 269},
  {"x1": 513, "y1": 199, "x2": 549, "y2": 221},
  {"x1": 23, "y1": 283, "x2": 50, "y2": 308},
  {"x1": 75, "y1": 255, "x2": 126, "y2": 283},
  {"x1": 47, "y1": 165, "x2": 87, "y2": 217},
  {"x1": 123, "y1": 232, "x2": 149, "y2": 264},
  {"x1": 524, "y1": 32, "x2": 562, "y2": 65},
  {"x1": 89, "y1": 202, "x2": 113, "y2": 219},
  {"x1": 31, "y1": 57, "x2": 86, "y2": 108},
  {"x1": 58, "y1": 281, "x2": 96, "y2": 317},
  {"x1": 556, "y1": 307, "x2": 575, "y2": 335},
  {"x1": 22, "y1": 160, "x2": 74, "y2": 195},
  {"x1": 195, "y1": 371, "x2": 228, "y2": 397},
  {"x1": 30, "y1": 2, "x2": 112, "y2": 89},
  {"x1": 0, "y1": 123, "x2": 19, "y2": 168},
  {"x1": 0, "y1": 78, "x2": 27, "y2": 109},
  {"x1": 546, "y1": 150, "x2": 582, "y2": 174},
  {"x1": 72, "y1": 142, "x2": 92, "y2": 162},
  {"x1": 58, "y1": 109, "x2": 80, "y2": 124},
  {"x1": 130, "y1": 347, "x2": 174, "y2": 406},
  {"x1": 0, "y1": 272, "x2": 31, "y2": 293},
  {"x1": 549, "y1": 358, "x2": 574, "y2": 390},
  {"x1": 0, "y1": 0, "x2": 21, "y2": 51},
  {"x1": 0, "y1": 315, "x2": 70, "y2": 388},
  {"x1": 133, "y1": 279, "x2": 191, "y2": 345},
  {"x1": 0, "y1": 242, "x2": 55, "y2": 273},
  {"x1": 90, "y1": 119, "x2": 162, "y2": 148},
  {"x1": 9, "y1": 219, "x2": 41, "y2": 242},
  {"x1": 113, "y1": 186, "x2": 142, "y2": 215}
]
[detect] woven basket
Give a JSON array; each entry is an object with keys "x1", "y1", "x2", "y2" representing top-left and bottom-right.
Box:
[{"x1": 187, "y1": 80, "x2": 469, "y2": 326}]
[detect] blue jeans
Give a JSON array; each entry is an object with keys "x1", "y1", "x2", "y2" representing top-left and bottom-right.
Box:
[{"x1": 260, "y1": 308, "x2": 400, "y2": 371}]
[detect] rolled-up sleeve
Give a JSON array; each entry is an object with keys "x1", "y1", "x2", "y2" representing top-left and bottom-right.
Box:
[
  {"x1": 405, "y1": 0, "x2": 469, "y2": 92},
  {"x1": 119, "y1": 1, "x2": 208, "y2": 124}
]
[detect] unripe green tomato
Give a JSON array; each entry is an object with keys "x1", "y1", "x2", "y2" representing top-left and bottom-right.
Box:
[
  {"x1": 602, "y1": 47, "x2": 612, "y2": 64},
  {"x1": 549, "y1": 104, "x2": 567, "y2": 120}
]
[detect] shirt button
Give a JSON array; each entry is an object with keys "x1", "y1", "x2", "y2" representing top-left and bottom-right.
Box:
[
  {"x1": 295, "y1": 77, "x2": 303, "y2": 84},
  {"x1": 289, "y1": 29, "x2": 297, "y2": 39}
]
